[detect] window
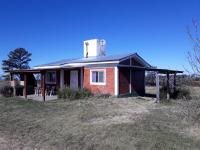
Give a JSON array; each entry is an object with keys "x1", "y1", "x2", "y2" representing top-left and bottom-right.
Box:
[
  {"x1": 90, "y1": 69, "x2": 106, "y2": 85},
  {"x1": 45, "y1": 71, "x2": 56, "y2": 84}
]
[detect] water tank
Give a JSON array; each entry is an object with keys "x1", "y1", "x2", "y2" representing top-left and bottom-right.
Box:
[{"x1": 83, "y1": 39, "x2": 106, "y2": 58}]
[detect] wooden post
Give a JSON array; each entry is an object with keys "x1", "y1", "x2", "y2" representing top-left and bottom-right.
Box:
[
  {"x1": 174, "y1": 73, "x2": 176, "y2": 92},
  {"x1": 156, "y1": 72, "x2": 160, "y2": 102},
  {"x1": 24, "y1": 73, "x2": 27, "y2": 99},
  {"x1": 60, "y1": 69, "x2": 64, "y2": 89},
  {"x1": 167, "y1": 73, "x2": 170, "y2": 100},
  {"x1": 129, "y1": 68, "x2": 132, "y2": 94},
  {"x1": 129, "y1": 57, "x2": 132, "y2": 94},
  {"x1": 41, "y1": 72, "x2": 46, "y2": 102}
]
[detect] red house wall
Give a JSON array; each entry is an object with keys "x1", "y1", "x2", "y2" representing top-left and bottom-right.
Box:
[{"x1": 83, "y1": 68, "x2": 115, "y2": 95}]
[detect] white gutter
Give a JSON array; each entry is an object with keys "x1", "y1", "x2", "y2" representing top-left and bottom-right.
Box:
[
  {"x1": 33, "y1": 61, "x2": 119, "y2": 69},
  {"x1": 33, "y1": 66, "x2": 61, "y2": 69}
]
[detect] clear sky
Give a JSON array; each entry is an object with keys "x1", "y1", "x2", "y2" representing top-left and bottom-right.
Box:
[{"x1": 0, "y1": 0, "x2": 200, "y2": 74}]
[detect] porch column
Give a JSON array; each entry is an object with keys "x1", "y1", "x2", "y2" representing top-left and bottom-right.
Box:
[
  {"x1": 80, "y1": 68, "x2": 83, "y2": 88},
  {"x1": 167, "y1": 73, "x2": 170, "y2": 100},
  {"x1": 174, "y1": 73, "x2": 176, "y2": 92},
  {"x1": 155, "y1": 72, "x2": 160, "y2": 102},
  {"x1": 60, "y1": 69, "x2": 64, "y2": 89},
  {"x1": 41, "y1": 71, "x2": 46, "y2": 102},
  {"x1": 129, "y1": 57, "x2": 132, "y2": 94},
  {"x1": 129, "y1": 68, "x2": 132, "y2": 93},
  {"x1": 24, "y1": 73, "x2": 27, "y2": 99},
  {"x1": 114, "y1": 67, "x2": 119, "y2": 96}
]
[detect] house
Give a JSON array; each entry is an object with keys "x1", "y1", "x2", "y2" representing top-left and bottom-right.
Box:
[{"x1": 9, "y1": 39, "x2": 183, "y2": 101}]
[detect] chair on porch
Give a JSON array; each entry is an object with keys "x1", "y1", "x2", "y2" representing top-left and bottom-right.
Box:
[
  {"x1": 34, "y1": 87, "x2": 42, "y2": 96},
  {"x1": 49, "y1": 86, "x2": 56, "y2": 96}
]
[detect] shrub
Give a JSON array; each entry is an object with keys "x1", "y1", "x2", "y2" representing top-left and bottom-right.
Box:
[
  {"x1": 171, "y1": 86, "x2": 191, "y2": 100},
  {"x1": 15, "y1": 85, "x2": 24, "y2": 96},
  {"x1": 58, "y1": 87, "x2": 92, "y2": 100},
  {"x1": 160, "y1": 86, "x2": 191, "y2": 100},
  {"x1": 95, "y1": 93, "x2": 111, "y2": 98},
  {"x1": 0, "y1": 85, "x2": 14, "y2": 97}
]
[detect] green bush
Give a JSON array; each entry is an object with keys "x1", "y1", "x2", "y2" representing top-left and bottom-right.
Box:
[
  {"x1": 58, "y1": 87, "x2": 92, "y2": 100},
  {"x1": 0, "y1": 85, "x2": 14, "y2": 97}
]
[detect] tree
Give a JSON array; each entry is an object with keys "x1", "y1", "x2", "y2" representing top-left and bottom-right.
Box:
[
  {"x1": 187, "y1": 19, "x2": 200, "y2": 75},
  {"x1": 2, "y1": 48, "x2": 32, "y2": 79}
]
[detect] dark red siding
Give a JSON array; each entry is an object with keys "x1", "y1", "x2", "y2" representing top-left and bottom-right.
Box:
[
  {"x1": 131, "y1": 70, "x2": 145, "y2": 95},
  {"x1": 131, "y1": 58, "x2": 143, "y2": 66},
  {"x1": 119, "y1": 67, "x2": 130, "y2": 94},
  {"x1": 120, "y1": 59, "x2": 130, "y2": 65}
]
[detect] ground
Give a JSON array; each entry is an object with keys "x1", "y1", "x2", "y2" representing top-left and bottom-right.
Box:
[{"x1": 0, "y1": 95, "x2": 200, "y2": 150}]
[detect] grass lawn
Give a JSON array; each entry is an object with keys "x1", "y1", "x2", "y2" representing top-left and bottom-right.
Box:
[{"x1": 0, "y1": 96, "x2": 200, "y2": 150}]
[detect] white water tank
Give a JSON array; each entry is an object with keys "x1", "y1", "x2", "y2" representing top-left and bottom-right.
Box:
[{"x1": 83, "y1": 39, "x2": 106, "y2": 58}]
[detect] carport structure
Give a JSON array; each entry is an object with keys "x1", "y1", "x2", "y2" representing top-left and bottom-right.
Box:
[
  {"x1": 148, "y1": 68, "x2": 183, "y2": 101},
  {"x1": 119, "y1": 65, "x2": 183, "y2": 102}
]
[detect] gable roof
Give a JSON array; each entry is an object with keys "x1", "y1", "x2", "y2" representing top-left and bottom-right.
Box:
[{"x1": 34, "y1": 53, "x2": 151, "y2": 69}]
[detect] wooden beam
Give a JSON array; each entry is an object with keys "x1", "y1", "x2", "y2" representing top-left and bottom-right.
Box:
[
  {"x1": 156, "y1": 72, "x2": 160, "y2": 102},
  {"x1": 24, "y1": 73, "x2": 27, "y2": 99},
  {"x1": 174, "y1": 73, "x2": 176, "y2": 92},
  {"x1": 41, "y1": 72, "x2": 46, "y2": 102},
  {"x1": 167, "y1": 73, "x2": 170, "y2": 100},
  {"x1": 60, "y1": 69, "x2": 64, "y2": 89},
  {"x1": 129, "y1": 57, "x2": 132, "y2": 94},
  {"x1": 129, "y1": 68, "x2": 132, "y2": 94}
]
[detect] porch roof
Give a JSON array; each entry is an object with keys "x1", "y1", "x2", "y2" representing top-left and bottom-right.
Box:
[{"x1": 118, "y1": 65, "x2": 183, "y2": 74}]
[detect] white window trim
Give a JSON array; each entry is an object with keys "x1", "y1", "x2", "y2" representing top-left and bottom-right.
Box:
[
  {"x1": 45, "y1": 71, "x2": 56, "y2": 84},
  {"x1": 90, "y1": 69, "x2": 106, "y2": 85}
]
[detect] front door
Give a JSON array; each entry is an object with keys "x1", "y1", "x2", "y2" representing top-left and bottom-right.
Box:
[{"x1": 70, "y1": 70, "x2": 78, "y2": 89}]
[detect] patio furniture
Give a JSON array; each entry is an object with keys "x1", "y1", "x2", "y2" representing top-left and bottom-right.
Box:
[{"x1": 49, "y1": 86, "x2": 56, "y2": 96}]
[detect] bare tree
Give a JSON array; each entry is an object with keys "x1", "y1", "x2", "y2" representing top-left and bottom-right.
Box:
[{"x1": 186, "y1": 19, "x2": 200, "y2": 75}]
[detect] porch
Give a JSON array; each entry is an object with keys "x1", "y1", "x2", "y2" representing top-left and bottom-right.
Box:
[{"x1": 9, "y1": 67, "x2": 83, "y2": 101}]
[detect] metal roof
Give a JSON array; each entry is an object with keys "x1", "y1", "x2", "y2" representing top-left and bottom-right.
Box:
[{"x1": 34, "y1": 53, "x2": 137, "y2": 68}]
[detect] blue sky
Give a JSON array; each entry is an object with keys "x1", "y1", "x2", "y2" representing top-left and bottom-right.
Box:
[{"x1": 0, "y1": 0, "x2": 200, "y2": 74}]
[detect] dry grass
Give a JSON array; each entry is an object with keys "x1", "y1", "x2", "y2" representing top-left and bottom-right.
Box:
[
  {"x1": 145, "y1": 86, "x2": 157, "y2": 95},
  {"x1": 0, "y1": 96, "x2": 200, "y2": 150}
]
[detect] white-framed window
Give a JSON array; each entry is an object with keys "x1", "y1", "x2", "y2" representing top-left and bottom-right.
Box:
[
  {"x1": 90, "y1": 69, "x2": 106, "y2": 85},
  {"x1": 45, "y1": 71, "x2": 56, "y2": 84}
]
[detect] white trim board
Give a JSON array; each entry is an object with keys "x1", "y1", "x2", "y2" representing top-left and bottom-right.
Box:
[{"x1": 34, "y1": 61, "x2": 119, "y2": 69}]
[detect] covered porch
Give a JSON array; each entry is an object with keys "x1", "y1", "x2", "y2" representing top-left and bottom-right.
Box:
[{"x1": 9, "y1": 67, "x2": 83, "y2": 101}]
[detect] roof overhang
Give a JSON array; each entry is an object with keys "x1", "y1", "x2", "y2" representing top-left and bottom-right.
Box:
[{"x1": 33, "y1": 60, "x2": 120, "y2": 69}]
